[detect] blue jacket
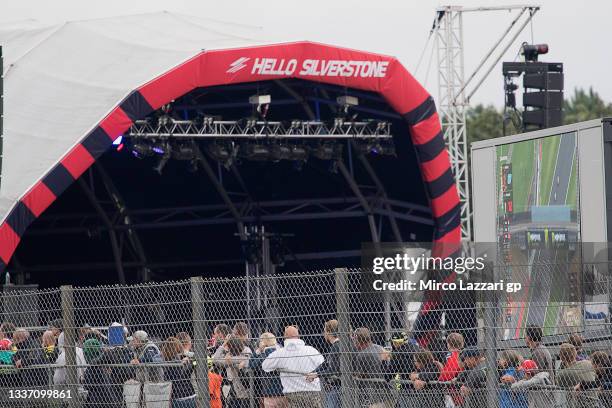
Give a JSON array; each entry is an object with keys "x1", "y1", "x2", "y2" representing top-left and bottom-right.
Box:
[
  {"x1": 248, "y1": 346, "x2": 284, "y2": 397},
  {"x1": 500, "y1": 367, "x2": 527, "y2": 408}
]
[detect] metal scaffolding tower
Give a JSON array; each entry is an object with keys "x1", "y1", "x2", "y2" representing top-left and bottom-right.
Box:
[
  {"x1": 433, "y1": 5, "x2": 539, "y2": 240},
  {"x1": 436, "y1": 7, "x2": 470, "y2": 240}
]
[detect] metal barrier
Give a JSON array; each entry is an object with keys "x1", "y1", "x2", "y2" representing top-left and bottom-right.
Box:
[{"x1": 0, "y1": 266, "x2": 608, "y2": 407}]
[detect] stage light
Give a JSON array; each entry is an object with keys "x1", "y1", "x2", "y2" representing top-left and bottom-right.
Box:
[
  {"x1": 207, "y1": 142, "x2": 237, "y2": 169},
  {"x1": 337, "y1": 95, "x2": 359, "y2": 107},
  {"x1": 313, "y1": 143, "x2": 335, "y2": 160},
  {"x1": 152, "y1": 146, "x2": 166, "y2": 155},
  {"x1": 270, "y1": 144, "x2": 292, "y2": 161},
  {"x1": 241, "y1": 144, "x2": 270, "y2": 161},
  {"x1": 290, "y1": 145, "x2": 309, "y2": 162},
  {"x1": 131, "y1": 142, "x2": 153, "y2": 158},
  {"x1": 172, "y1": 144, "x2": 195, "y2": 161},
  {"x1": 521, "y1": 43, "x2": 548, "y2": 62}
]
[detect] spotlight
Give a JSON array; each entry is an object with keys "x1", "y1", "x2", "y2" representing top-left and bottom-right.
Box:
[
  {"x1": 378, "y1": 142, "x2": 396, "y2": 156},
  {"x1": 521, "y1": 43, "x2": 549, "y2": 62},
  {"x1": 207, "y1": 142, "x2": 237, "y2": 169},
  {"x1": 290, "y1": 145, "x2": 309, "y2": 162},
  {"x1": 131, "y1": 142, "x2": 153, "y2": 158},
  {"x1": 313, "y1": 144, "x2": 335, "y2": 160},
  {"x1": 152, "y1": 145, "x2": 166, "y2": 155},
  {"x1": 240, "y1": 144, "x2": 270, "y2": 161},
  {"x1": 172, "y1": 144, "x2": 195, "y2": 161},
  {"x1": 270, "y1": 144, "x2": 292, "y2": 161}
]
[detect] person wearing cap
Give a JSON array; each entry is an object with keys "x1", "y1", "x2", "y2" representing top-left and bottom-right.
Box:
[
  {"x1": 129, "y1": 330, "x2": 163, "y2": 383},
  {"x1": 511, "y1": 359, "x2": 552, "y2": 408},
  {"x1": 457, "y1": 348, "x2": 487, "y2": 408}
]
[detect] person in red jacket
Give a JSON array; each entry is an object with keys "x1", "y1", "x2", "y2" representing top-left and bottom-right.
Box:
[
  {"x1": 440, "y1": 332, "x2": 465, "y2": 408},
  {"x1": 439, "y1": 332, "x2": 464, "y2": 381}
]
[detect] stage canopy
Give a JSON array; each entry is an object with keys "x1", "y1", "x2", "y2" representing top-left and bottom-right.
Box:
[{"x1": 0, "y1": 12, "x2": 460, "y2": 274}]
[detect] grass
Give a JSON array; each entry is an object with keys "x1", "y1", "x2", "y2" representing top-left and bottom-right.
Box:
[
  {"x1": 538, "y1": 136, "x2": 561, "y2": 205},
  {"x1": 510, "y1": 140, "x2": 535, "y2": 213}
]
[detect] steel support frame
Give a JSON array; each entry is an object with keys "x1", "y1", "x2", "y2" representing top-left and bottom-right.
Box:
[
  {"x1": 436, "y1": 6, "x2": 472, "y2": 241},
  {"x1": 435, "y1": 4, "x2": 539, "y2": 241},
  {"x1": 26, "y1": 196, "x2": 432, "y2": 238}
]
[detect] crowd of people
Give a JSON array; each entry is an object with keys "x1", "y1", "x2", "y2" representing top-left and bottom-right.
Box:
[
  {"x1": 206, "y1": 322, "x2": 612, "y2": 408},
  {"x1": 0, "y1": 318, "x2": 610, "y2": 408},
  {"x1": 0, "y1": 320, "x2": 198, "y2": 407}
]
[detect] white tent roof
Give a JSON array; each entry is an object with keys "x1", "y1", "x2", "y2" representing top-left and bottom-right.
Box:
[{"x1": 0, "y1": 12, "x2": 264, "y2": 223}]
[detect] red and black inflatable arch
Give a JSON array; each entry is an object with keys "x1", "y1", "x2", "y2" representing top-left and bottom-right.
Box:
[{"x1": 0, "y1": 41, "x2": 461, "y2": 272}]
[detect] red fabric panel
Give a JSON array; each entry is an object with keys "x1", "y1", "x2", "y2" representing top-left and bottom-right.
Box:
[
  {"x1": 0, "y1": 224, "x2": 20, "y2": 264},
  {"x1": 410, "y1": 113, "x2": 442, "y2": 145},
  {"x1": 61, "y1": 144, "x2": 95, "y2": 179},
  {"x1": 420, "y1": 150, "x2": 452, "y2": 182},
  {"x1": 99, "y1": 107, "x2": 133, "y2": 141},
  {"x1": 138, "y1": 56, "x2": 201, "y2": 110},
  {"x1": 381, "y1": 63, "x2": 430, "y2": 114},
  {"x1": 430, "y1": 186, "x2": 460, "y2": 218},
  {"x1": 22, "y1": 182, "x2": 57, "y2": 218}
]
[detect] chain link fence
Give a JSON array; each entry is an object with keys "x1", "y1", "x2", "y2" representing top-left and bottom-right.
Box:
[{"x1": 0, "y1": 264, "x2": 608, "y2": 408}]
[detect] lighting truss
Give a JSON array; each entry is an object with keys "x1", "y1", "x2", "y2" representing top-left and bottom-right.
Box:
[{"x1": 128, "y1": 118, "x2": 393, "y2": 140}]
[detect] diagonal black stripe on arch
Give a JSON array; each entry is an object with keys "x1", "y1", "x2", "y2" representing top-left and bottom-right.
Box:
[
  {"x1": 43, "y1": 164, "x2": 75, "y2": 198},
  {"x1": 6, "y1": 201, "x2": 36, "y2": 237},
  {"x1": 403, "y1": 96, "x2": 436, "y2": 125},
  {"x1": 120, "y1": 91, "x2": 154, "y2": 122},
  {"x1": 433, "y1": 203, "x2": 462, "y2": 240},
  {"x1": 414, "y1": 131, "x2": 446, "y2": 162},
  {"x1": 427, "y1": 168, "x2": 455, "y2": 199}
]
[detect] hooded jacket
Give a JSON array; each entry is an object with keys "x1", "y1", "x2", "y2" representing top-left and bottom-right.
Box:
[
  {"x1": 511, "y1": 371, "x2": 551, "y2": 408},
  {"x1": 262, "y1": 338, "x2": 324, "y2": 394}
]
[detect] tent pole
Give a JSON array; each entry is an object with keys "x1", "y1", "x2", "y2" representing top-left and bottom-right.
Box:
[{"x1": 77, "y1": 178, "x2": 126, "y2": 283}]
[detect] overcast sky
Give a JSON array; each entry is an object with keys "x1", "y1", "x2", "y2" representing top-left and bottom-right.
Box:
[{"x1": 2, "y1": 0, "x2": 610, "y2": 107}]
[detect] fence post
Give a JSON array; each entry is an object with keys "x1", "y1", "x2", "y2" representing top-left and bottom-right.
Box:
[
  {"x1": 191, "y1": 276, "x2": 210, "y2": 408},
  {"x1": 60, "y1": 285, "x2": 78, "y2": 408},
  {"x1": 483, "y1": 267, "x2": 499, "y2": 408},
  {"x1": 335, "y1": 268, "x2": 353, "y2": 408}
]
